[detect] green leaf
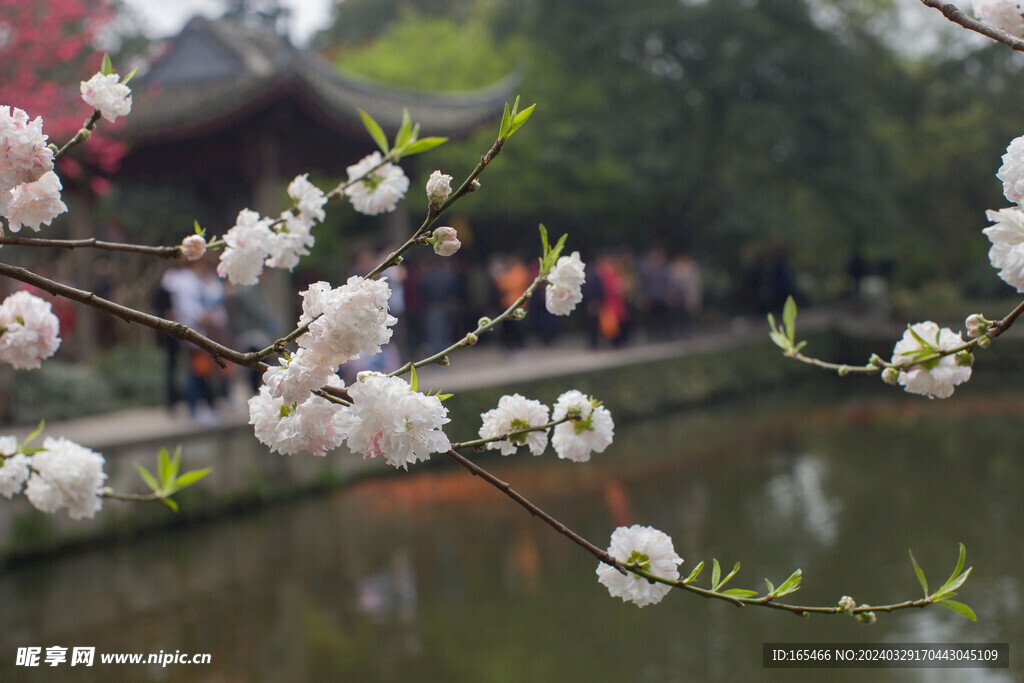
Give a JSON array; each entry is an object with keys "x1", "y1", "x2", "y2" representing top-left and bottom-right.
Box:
[
  {"x1": 775, "y1": 569, "x2": 802, "y2": 597},
  {"x1": 711, "y1": 558, "x2": 721, "y2": 590},
  {"x1": 135, "y1": 464, "x2": 160, "y2": 493},
  {"x1": 101, "y1": 53, "x2": 114, "y2": 76},
  {"x1": 909, "y1": 549, "x2": 928, "y2": 597},
  {"x1": 717, "y1": 562, "x2": 741, "y2": 591},
  {"x1": 158, "y1": 448, "x2": 172, "y2": 487},
  {"x1": 782, "y1": 296, "x2": 797, "y2": 343},
  {"x1": 401, "y1": 137, "x2": 448, "y2": 156},
  {"x1": 940, "y1": 568, "x2": 972, "y2": 596},
  {"x1": 683, "y1": 560, "x2": 704, "y2": 584},
  {"x1": 499, "y1": 101, "x2": 512, "y2": 138},
  {"x1": 193, "y1": 220, "x2": 204, "y2": 236},
  {"x1": 161, "y1": 497, "x2": 179, "y2": 513},
  {"x1": 410, "y1": 365, "x2": 419, "y2": 393},
  {"x1": 907, "y1": 324, "x2": 935, "y2": 350},
  {"x1": 538, "y1": 224, "x2": 550, "y2": 256},
  {"x1": 765, "y1": 578, "x2": 776, "y2": 595},
  {"x1": 942, "y1": 543, "x2": 967, "y2": 591},
  {"x1": 122, "y1": 67, "x2": 140, "y2": 85},
  {"x1": 170, "y1": 468, "x2": 211, "y2": 490},
  {"x1": 357, "y1": 109, "x2": 389, "y2": 154},
  {"x1": 505, "y1": 103, "x2": 536, "y2": 139},
  {"x1": 549, "y1": 233, "x2": 568, "y2": 263},
  {"x1": 394, "y1": 109, "x2": 413, "y2": 151},
  {"x1": 721, "y1": 588, "x2": 758, "y2": 598},
  {"x1": 935, "y1": 599, "x2": 977, "y2": 622},
  {"x1": 21, "y1": 420, "x2": 45, "y2": 450},
  {"x1": 436, "y1": 393, "x2": 453, "y2": 402}
]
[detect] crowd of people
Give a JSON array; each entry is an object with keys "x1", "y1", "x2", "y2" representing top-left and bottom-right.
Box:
[{"x1": 147, "y1": 245, "x2": 704, "y2": 419}]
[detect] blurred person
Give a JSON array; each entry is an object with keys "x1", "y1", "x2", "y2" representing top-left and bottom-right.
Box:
[
  {"x1": 639, "y1": 247, "x2": 673, "y2": 341},
  {"x1": 494, "y1": 253, "x2": 531, "y2": 350},
  {"x1": 418, "y1": 257, "x2": 461, "y2": 355},
  {"x1": 596, "y1": 254, "x2": 629, "y2": 348},
  {"x1": 671, "y1": 252, "x2": 702, "y2": 337}
]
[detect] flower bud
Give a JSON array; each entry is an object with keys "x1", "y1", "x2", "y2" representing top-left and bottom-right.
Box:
[
  {"x1": 468, "y1": 179, "x2": 481, "y2": 193},
  {"x1": 838, "y1": 595, "x2": 856, "y2": 614},
  {"x1": 881, "y1": 367, "x2": 900, "y2": 385},
  {"x1": 430, "y1": 226, "x2": 461, "y2": 256},
  {"x1": 868, "y1": 354, "x2": 885, "y2": 368},
  {"x1": 425, "y1": 170, "x2": 452, "y2": 208},
  {"x1": 837, "y1": 366, "x2": 849, "y2": 377},
  {"x1": 955, "y1": 350, "x2": 974, "y2": 367},
  {"x1": 436, "y1": 355, "x2": 450, "y2": 367},
  {"x1": 856, "y1": 611, "x2": 877, "y2": 625},
  {"x1": 964, "y1": 314, "x2": 989, "y2": 338},
  {"x1": 513, "y1": 307, "x2": 527, "y2": 320},
  {"x1": 180, "y1": 234, "x2": 206, "y2": 260},
  {"x1": 977, "y1": 335, "x2": 992, "y2": 349},
  {"x1": 478, "y1": 316, "x2": 492, "y2": 328},
  {"x1": 464, "y1": 332, "x2": 478, "y2": 345}
]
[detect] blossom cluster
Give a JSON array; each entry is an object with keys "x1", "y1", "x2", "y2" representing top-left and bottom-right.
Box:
[
  {"x1": 216, "y1": 174, "x2": 327, "y2": 285},
  {"x1": 545, "y1": 251, "x2": 586, "y2": 315},
  {"x1": 0, "y1": 106, "x2": 65, "y2": 233},
  {"x1": 0, "y1": 434, "x2": 106, "y2": 520},
  {"x1": 597, "y1": 525, "x2": 683, "y2": 607},
  {"x1": 343, "y1": 152, "x2": 410, "y2": 215},
  {"x1": 478, "y1": 390, "x2": 614, "y2": 462},
  {"x1": 888, "y1": 322, "x2": 972, "y2": 399},
  {"x1": 973, "y1": 0, "x2": 1024, "y2": 36}
]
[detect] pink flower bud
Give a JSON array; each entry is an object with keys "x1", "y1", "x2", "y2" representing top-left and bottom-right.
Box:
[
  {"x1": 425, "y1": 170, "x2": 452, "y2": 207},
  {"x1": 431, "y1": 226, "x2": 460, "y2": 256},
  {"x1": 181, "y1": 234, "x2": 206, "y2": 260}
]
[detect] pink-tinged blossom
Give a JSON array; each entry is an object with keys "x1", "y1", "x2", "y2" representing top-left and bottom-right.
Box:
[
  {"x1": 180, "y1": 234, "x2": 206, "y2": 260},
  {"x1": 24, "y1": 436, "x2": 106, "y2": 520},
  {"x1": 596, "y1": 525, "x2": 683, "y2": 607},
  {"x1": 261, "y1": 348, "x2": 339, "y2": 405},
  {"x1": 341, "y1": 373, "x2": 451, "y2": 470},
  {"x1": 287, "y1": 174, "x2": 327, "y2": 223},
  {"x1": 344, "y1": 152, "x2": 409, "y2": 215},
  {"x1": 425, "y1": 169, "x2": 453, "y2": 207},
  {"x1": 0, "y1": 106, "x2": 53, "y2": 191},
  {"x1": 265, "y1": 211, "x2": 315, "y2": 270},
  {"x1": 479, "y1": 394, "x2": 551, "y2": 456},
  {"x1": 2, "y1": 171, "x2": 67, "y2": 233},
  {"x1": 0, "y1": 290, "x2": 61, "y2": 369},
  {"x1": 974, "y1": 1, "x2": 1024, "y2": 37},
  {"x1": 431, "y1": 226, "x2": 460, "y2": 256},
  {"x1": 983, "y1": 207, "x2": 1024, "y2": 291},
  {"x1": 217, "y1": 209, "x2": 273, "y2": 285},
  {"x1": 546, "y1": 251, "x2": 586, "y2": 316},
  {"x1": 550, "y1": 390, "x2": 614, "y2": 463},
  {"x1": 79, "y1": 72, "x2": 132, "y2": 123},
  {"x1": 248, "y1": 382, "x2": 349, "y2": 457},
  {"x1": 890, "y1": 322, "x2": 972, "y2": 399},
  {"x1": 296, "y1": 277, "x2": 397, "y2": 363}
]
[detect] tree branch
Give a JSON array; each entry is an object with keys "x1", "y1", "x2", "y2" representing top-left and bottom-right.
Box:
[{"x1": 919, "y1": 0, "x2": 1024, "y2": 52}]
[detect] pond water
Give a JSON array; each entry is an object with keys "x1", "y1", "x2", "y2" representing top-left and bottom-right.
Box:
[{"x1": 1, "y1": 386, "x2": 1022, "y2": 682}]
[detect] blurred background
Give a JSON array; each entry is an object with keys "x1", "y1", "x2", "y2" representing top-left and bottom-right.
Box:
[{"x1": 2, "y1": 1, "x2": 1024, "y2": 681}]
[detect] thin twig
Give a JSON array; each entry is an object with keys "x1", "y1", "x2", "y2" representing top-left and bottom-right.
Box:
[
  {"x1": 919, "y1": 0, "x2": 1024, "y2": 52},
  {"x1": 0, "y1": 235, "x2": 181, "y2": 258}
]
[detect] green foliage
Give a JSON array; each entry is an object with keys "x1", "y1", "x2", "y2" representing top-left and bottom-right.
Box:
[
  {"x1": 908, "y1": 544, "x2": 976, "y2": 621},
  {"x1": 135, "y1": 446, "x2": 211, "y2": 512}
]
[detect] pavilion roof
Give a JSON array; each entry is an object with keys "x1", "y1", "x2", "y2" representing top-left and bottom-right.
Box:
[{"x1": 123, "y1": 16, "x2": 517, "y2": 145}]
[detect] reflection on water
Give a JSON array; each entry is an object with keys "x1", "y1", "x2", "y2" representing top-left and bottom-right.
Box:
[{"x1": 1, "y1": 390, "x2": 1023, "y2": 682}]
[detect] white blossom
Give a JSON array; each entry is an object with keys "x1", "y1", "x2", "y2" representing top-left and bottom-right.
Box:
[
  {"x1": 344, "y1": 152, "x2": 409, "y2": 215},
  {"x1": 596, "y1": 525, "x2": 683, "y2": 607},
  {"x1": 546, "y1": 251, "x2": 586, "y2": 316},
  {"x1": 297, "y1": 277, "x2": 397, "y2": 363},
  {"x1": 342, "y1": 373, "x2": 451, "y2": 470},
  {"x1": 0, "y1": 105, "x2": 53, "y2": 191},
  {"x1": 425, "y1": 169, "x2": 453, "y2": 207},
  {"x1": 0, "y1": 290, "x2": 61, "y2": 369},
  {"x1": 0, "y1": 437, "x2": 29, "y2": 498},
  {"x1": 2, "y1": 171, "x2": 67, "y2": 233},
  {"x1": 217, "y1": 209, "x2": 273, "y2": 285},
  {"x1": 79, "y1": 72, "x2": 132, "y2": 123},
  {"x1": 551, "y1": 390, "x2": 614, "y2": 463},
  {"x1": 983, "y1": 207, "x2": 1024, "y2": 291},
  {"x1": 431, "y1": 226, "x2": 460, "y2": 256},
  {"x1": 479, "y1": 394, "x2": 551, "y2": 456},
  {"x1": 287, "y1": 173, "x2": 327, "y2": 223},
  {"x1": 261, "y1": 348, "x2": 338, "y2": 405},
  {"x1": 24, "y1": 436, "x2": 106, "y2": 520},
  {"x1": 265, "y1": 211, "x2": 315, "y2": 270},
  {"x1": 890, "y1": 322, "x2": 972, "y2": 399},
  {"x1": 180, "y1": 234, "x2": 206, "y2": 260},
  {"x1": 248, "y1": 383, "x2": 349, "y2": 457},
  {"x1": 973, "y1": 1, "x2": 1024, "y2": 37}
]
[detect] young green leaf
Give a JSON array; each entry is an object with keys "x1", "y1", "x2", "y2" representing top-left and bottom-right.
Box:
[
  {"x1": 161, "y1": 497, "x2": 179, "y2": 513},
  {"x1": 122, "y1": 67, "x2": 140, "y2": 85},
  {"x1": 774, "y1": 569, "x2": 803, "y2": 597},
  {"x1": 935, "y1": 598, "x2": 977, "y2": 622},
  {"x1": 135, "y1": 464, "x2": 160, "y2": 494},
  {"x1": 394, "y1": 109, "x2": 413, "y2": 151},
  {"x1": 101, "y1": 53, "x2": 114, "y2": 76},
  {"x1": 711, "y1": 558, "x2": 721, "y2": 590},
  {"x1": 401, "y1": 137, "x2": 448, "y2": 157},
  {"x1": 410, "y1": 365, "x2": 419, "y2": 393},
  {"x1": 782, "y1": 295, "x2": 797, "y2": 343},
  {"x1": 909, "y1": 549, "x2": 928, "y2": 597},
  {"x1": 21, "y1": 420, "x2": 45, "y2": 450},
  {"x1": 499, "y1": 101, "x2": 512, "y2": 138},
  {"x1": 170, "y1": 468, "x2": 211, "y2": 491},
  {"x1": 717, "y1": 562, "x2": 741, "y2": 591},
  {"x1": 357, "y1": 109, "x2": 389, "y2": 154},
  {"x1": 721, "y1": 588, "x2": 758, "y2": 598},
  {"x1": 683, "y1": 560, "x2": 704, "y2": 584},
  {"x1": 158, "y1": 448, "x2": 172, "y2": 487},
  {"x1": 505, "y1": 103, "x2": 536, "y2": 139},
  {"x1": 764, "y1": 578, "x2": 776, "y2": 595}
]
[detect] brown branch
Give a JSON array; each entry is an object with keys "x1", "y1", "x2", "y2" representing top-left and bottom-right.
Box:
[
  {"x1": 920, "y1": 0, "x2": 1024, "y2": 52},
  {"x1": 0, "y1": 262, "x2": 265, "y2": 371},
  {"x1": 0, "y1": 235, "x2": 181, "y2": 258}
]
